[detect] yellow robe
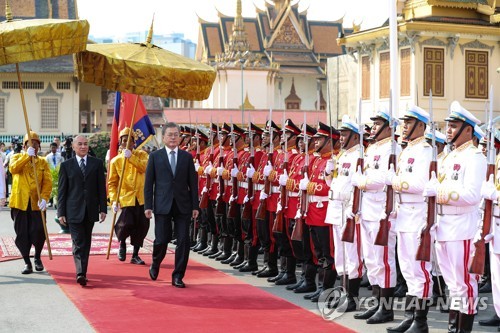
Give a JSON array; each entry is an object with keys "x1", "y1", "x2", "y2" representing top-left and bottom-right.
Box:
[{"x1": 108, "y1": 150, "x2": 148, "y2": 207}]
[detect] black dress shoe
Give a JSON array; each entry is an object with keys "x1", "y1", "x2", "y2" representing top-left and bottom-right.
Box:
[
  {"x1": 233, "y1": 260, "x2": 247, "y2": 270},
  {"x1": 34, "y1": 258, "x2": 44, "y2": 271},
  {"x1": 172, "y1": 278, "x2": 185, "y2": 288},
  {"x1": 252, "y1": 265, "x2": 267, "y2": 275},
  {"x1": 275, "y1": 274, "x2": 297, "y2": 286},
  {"x1": 479, "y1": 280, "x2": 492, "y2": 293},
  {"x1": 130, "y1": 256, "x2": 145, "y2": 265},
  {"x1": 118, "y1": 247, "x2": 126, "y2": 262},
  {"x1": 479, "y1": 314, "x2": 500, "y2": 326},
  {"x1": 221, "y1": 253, "x2": 237, "y2": 264},
  {"x1": 304, "y1": 288, "x2": 322, "y2": 300},
  {"x1": 286, "y1": 278, "x2": 305, "y2": 291},
  {"x1": 208, "y1": 250, "x2": 223, "y2": 259},
  {"x1": 294, "y1": 283, "x2": 317, "y2": 294},
  {"x1": 215, "y1": 252, "x2": 232, "y2": 261},
  {"x1": 239, "y1": 263, "x2": 258, "y2": 272},
  {"x1": 21, "y1": 264, "x2": 33, "y2": 274},
  {"x1": 229, "y1": 256, "x2": 244, "y2": 267},
  {"x1": 267, "y1": 271, "x2": 285, "y2": 283},
  {"x1": 77, "y1": 275, "x2": 87, "y2": 286},
  {"x1": 257, "y1": 268, "x2": 279, "y2": 278},
  {"x1": 149, "y1": 265, "x2": 159, "y2": 281}
]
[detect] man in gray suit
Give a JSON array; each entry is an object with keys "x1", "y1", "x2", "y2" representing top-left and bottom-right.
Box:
[{"x1": 144, "y1": 122, "x2": 199, "y2": 288}]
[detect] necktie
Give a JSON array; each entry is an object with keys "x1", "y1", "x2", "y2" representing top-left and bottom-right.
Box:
[
  {"x1": 80, "y1": 158, "x2": 86, "y2": 178},
  {"x1": 170, "y1": 151, "x2": 176, "y2": 176},
  {"x1": 52, "y1": 155, "x2": 56, "y2": 166}
]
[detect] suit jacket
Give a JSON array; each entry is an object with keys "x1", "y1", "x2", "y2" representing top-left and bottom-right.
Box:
[
  {"x1": 144, "y1": 147, "x2": 198, "y2": 215},
  {"x1": 57, "y1": 156, "x2": 107, "y2": 223}
]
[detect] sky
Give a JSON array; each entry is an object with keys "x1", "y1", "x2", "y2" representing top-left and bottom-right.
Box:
[{"x1": 77, "y1": 0, "x2": 389, "y2": 42}]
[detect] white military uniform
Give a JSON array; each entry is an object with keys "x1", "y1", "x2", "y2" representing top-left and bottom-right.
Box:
[
  {"x1": 436, "y1": 140, "x2": 485, "y2": 314},
  {"x1": 325, "y1": 144, "x2": 363, "y2": 279},
  {"x1": 491, "y1": 155, "x2": 500, "y2": 318},
  {"x1": 392, "y1": 135, "x2": 433, "y2": 299},
  {"x1": 358, "y1": 136, "x2": 401, "y2": 288}
]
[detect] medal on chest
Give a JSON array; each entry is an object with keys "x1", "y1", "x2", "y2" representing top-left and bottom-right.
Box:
[
  {"x1": 406, "y1": 158, "x2": 414, "y2": 173},
  {"x1": 452, "y1": 163, "x2": 461, "y2": 180},
  {"x1": 373, "y1": 155, "x2": 380, "y2": 169}
]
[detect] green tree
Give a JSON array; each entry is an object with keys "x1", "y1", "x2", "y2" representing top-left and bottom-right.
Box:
[{"x1": 88, "y1": 132, "x2": 110, "y2": 163}]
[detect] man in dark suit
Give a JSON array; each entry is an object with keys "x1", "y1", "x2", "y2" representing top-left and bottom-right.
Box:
[
  {"x1": 57, "y1": 135, "x2": 107, "y2": 286},
  {"x1": 145, "y1": 122, "x2": 199, "y2": 288}
]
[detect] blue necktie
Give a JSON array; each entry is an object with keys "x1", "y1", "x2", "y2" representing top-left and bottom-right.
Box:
[
  {"x1": 170, "y1": 151, "x2": 176, "y2": 176},
  {"x1": 52, "y1": 155, "x2": 56, "y2": 166}
]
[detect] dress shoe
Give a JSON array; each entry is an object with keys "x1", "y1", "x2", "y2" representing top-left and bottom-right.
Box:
[
  {"x1": 479, "y1": 280, "x2": 492, "y2": 293},
  {"x1": 77, "y1": 275, "x2": 87, "y2": 286},
  {"x1": 208, "y1": 250, "x2": 223, "y2": 259},
  {"x1": 118, "y1": 247, "x2": 126, "y2": 262},
  {"x1": 293, "y1": 283, "x2": 317, "y2": 294},
  {"x1": 257, "y1": 268, "x2": 279, "y2": 278},
  {"x1": 172, "y1": 278, "x2": 185, "y2": 288},
  {"x1": 479, "y1": 314, "x2": 500, "y2": 326},
  {"x1": 130, "y1": 256, "x2": 145, "y2": 265},
  {"x1": 149, "y1": 265, "x2": 159, "y2": 281},
  {"x1": 34, "y1": 258, "x2": 44, "y2": 271},
  {"x1": 252, "y1": 265, "x2": 267, "y2": 276},
  {"x1": 193, "y1": 242, "x2": 208, "y2": 252},
  {"x1": 21, "y1": 264, "x2": 33, "y2": 274},
  {"x1": 275, "y1": 273, "x2": 297, "y2": 286},
  {"x1": 233, "y1": 260, "x2": 247, "y2": 270},
  {"x1": 229, "y1": 255, "x2": 244, "y2": 267},
  {"x1": 215, "y1": 252, "x2": 232, "y2": 261},
  {"x1": 304, "y1": 288, "x2": 322, "y2": 300},
  {"x1": 267, "y1": 271, "x2": 285, "y2": 283},
  {"x1": 286, "y1": 277, "x2": 305, "y2": 291},
  {"x1": 221, "y1": 253, "x2": 237, "y2": 264},
  {"x1": 239, "y1": 263, "x2": 258, "y2": 273}
]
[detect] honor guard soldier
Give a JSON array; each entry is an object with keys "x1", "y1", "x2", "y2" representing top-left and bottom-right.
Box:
[
  {"x1": 299, "y1": 122, "x2": 340, "y2": 302},
  {"x1": 424, "y1": 101, "x2": 485, "y2": 333},
  {"x1": 386, "y1": 105, "x2": 433, "y2": 332},
  {"x1": 9, "y1": 131, "x2": 52, "y2": 274},
  {"x1": 352, "y1": 107, "x2": 401, "y2": 324},
  {"x1": 325, "y1": 116, "x2": 363, "y2": 312},
  {"x1": 108, "y1": 127, "x2": 150, "y2": 265}
]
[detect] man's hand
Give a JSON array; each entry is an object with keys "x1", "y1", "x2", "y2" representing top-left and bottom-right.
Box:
[
  {"x1": 192, "y1": 210, "x2": 199, "y2": 220},
  {"x1": 112, "y1": 202, "x2": 120, "y2": 213},
  {"x1": 194, "y1": 159, "x2": 200, "y2": 171},
  {"x1": 279, "y1": 170, "x2": 289, "y2": 186},
  {"x1": 99, "y1": 212, "x2": 106, "y2": 223},
  {"x1": 217, "y1": 166, "x2": 225, "y2": 176},
  {"x1": 145, "y1": 209, "x2": 153, "y2": 219},
  {"x1": 299, "y1": 173, "x2": 309, "y2": 191},
  {"x1": 27, "y1": 147, "x2": 36, "y2": 157},
  {"x1": 263, "y1": 162, "x2": 273, "y2": 177},
  {"x1": 204, "y1": 162, "x2": 213, "y2": 175},
  {"x1": 123, "y1": 149, "x2": 132, "y2": 159},
  {"x1": 246, "y1": 164, "x2": 255, "y2": 179},
  {"x1": 325, "y1": 158, "x2": 336, "y2": 175},
  {"x1": 59, "y1": 216, "x2": 67, "y2": 226},
  {"x1": 259, "y1": 191, "x2": 268, "y2": 201},
  {"x1": 351, "y1": 166, "x2": 363, "y2": 187},
  {"x1": 423, "y1": 171, "x2": 439, "y2": 197},
  {"x1": 38, "y1": 199, "x2": 47, "y2": 211},
  {"x1": 481, "y1": 174, "x2": 498, "y2": 201},
  {"x1": 231, "y1": 165, "x2": 239, "y2": 178},
  {"x1": 385, "y1": 163, "x2": 396, "y2": 186}
]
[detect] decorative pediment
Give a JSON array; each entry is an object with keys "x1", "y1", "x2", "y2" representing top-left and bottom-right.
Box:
[
  {"x1": 418, "y1": 37, "x2": 446, "y2": 53},
  {"x1": 36, "y1": 82, "x2": 63, "y2": 102},
  {"x1": 271, "y1": 16, "x2": 308, "y2": 50},
  {"x1": 459, "y1": 39, "x2": 494, "y2": 56},
  {"x1": 357, "y1": 42, "x2": 375, "y2": 63},
  {"x1": 377, "y1": 37, "x2": 389, "y2": 52}
]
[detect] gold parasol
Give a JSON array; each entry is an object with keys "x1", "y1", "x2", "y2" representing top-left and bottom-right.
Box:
[
  {"x1": 0, "y1": 1, "x2": 90, "y2": 259},
  {"x1": 74, "y1": 19, "x2": 216, "y2": 258}
]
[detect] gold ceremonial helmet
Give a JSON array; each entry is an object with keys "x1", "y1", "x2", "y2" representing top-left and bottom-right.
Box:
[
  {"x1": 23, "y1": 131, "x2": 41, "y2": 145},
  {"x1": 119, "y1": 127, "x2": 137, "y2": 141}
]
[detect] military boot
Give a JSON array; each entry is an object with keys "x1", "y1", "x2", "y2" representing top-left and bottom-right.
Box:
[
  {"x1": 354, "y1": 285, "x2": 380, "y2": 320},
  {"x1": 275, "y1": 256, "x2": 297, "y2": 285},
  {"x1": 366, "y1": 287, "x2": 395, "y2": 324},
  {"x1": 405, "y1": 298, "x2": 430, "y2": 333}
]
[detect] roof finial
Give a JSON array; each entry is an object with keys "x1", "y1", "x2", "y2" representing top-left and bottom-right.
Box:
[
  {"x1": 146, "y1": 14, "x2": 155, "y2": 46},
  {"x1": 5, "y1": 0, "x2": 13, "y2": 22}
]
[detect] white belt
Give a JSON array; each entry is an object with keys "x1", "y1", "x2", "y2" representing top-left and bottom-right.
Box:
[
  {"x1": 255, "y1": 184, "x2": 264, "y2": 191},
  {"x1": 238, "y1": 181, "x2": 248, "y2": 189},
  {"x1": 328, "y1": 189, "x2": 349, "y2": 202},
  {"x1": 395, "y1": 192, "x2": 425, "y2": 204},
  {"x1": 309, "y1": 195, "x2": 329, "y2": 203},
  {"x1": 289, "y1": 192, "x2": 300, "y2": 198},
  {"x1": 271, "y1": 186, "x2": 280, "y2": 194},
  {"x1": 363, "y1": 189, "x2": 379, "y2": 193},
  {"x1": 437, "y1": 205, "x2": 476, "y2": 215}
]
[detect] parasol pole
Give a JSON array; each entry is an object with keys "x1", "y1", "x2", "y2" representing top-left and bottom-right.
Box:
[
  {"x1": 106, "y1": 95, "x2": 140, "y2": 259},
  {"x1": 15, "y1": 63, "x2": 52, "y2": 260}
]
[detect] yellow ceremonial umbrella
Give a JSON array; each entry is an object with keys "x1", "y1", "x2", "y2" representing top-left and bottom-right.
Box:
[
  {"x1": 74, "y1": 19, "x2": 216, "y2": 258},
  {"x1": 0, "y1": 1, "x2": 90, "y2": 259}
]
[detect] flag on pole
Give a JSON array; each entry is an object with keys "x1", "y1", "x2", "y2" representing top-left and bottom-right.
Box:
[{"x1": 109, "y1": 92, "x2": 156, "y2": 161}]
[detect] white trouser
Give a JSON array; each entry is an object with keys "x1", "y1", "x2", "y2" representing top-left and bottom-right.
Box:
[
  {"x1": 435, "y1": 239, "x2": 478, "y2": 315},
  {"x1": 397, "y1": 231, "x2": 433, "y2": 299},
  {"x1": 360, "y1": 220, "x2": 397, "y2": 288},
  {"x1": 332, "y1": 224, "x2": 363, "y2": 279},
  {"x1": 491, "y1": 246, "x2": 500, "y2": 318}
]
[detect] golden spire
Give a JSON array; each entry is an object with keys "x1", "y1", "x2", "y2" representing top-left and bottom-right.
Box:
[
  {"x1": 5, "y1": 0, "x2": 13, "y2": 22},
  {"x1": 146, "y1": 14, "x2": 155, "y2": 47},
  {"x1": 229, "y1": 0, "x2": 250, "y2": 56}
]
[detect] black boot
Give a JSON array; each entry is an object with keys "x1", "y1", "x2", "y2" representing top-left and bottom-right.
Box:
[
  {"x1": 479, "y1": 278, "x2": 492, "y2": 293},
  {"x1": 354, "y1": 285, "x2": 380, "y2": 319},
  {"x1": 448, "y1": 310, "x2": 459, "y2": 333},
  {"x1": 366, "y1": 287, "x2": 394, "y2": 324},
  {"x1": 431, "y1": 275, "x2": 448, "y2": 312},
  {"x1": 203, "y1": 235, "x2": 220, "y2": 256},
  {"x1": 215, "y1": 237, "x2": 232, "y2": 261},
  {"x1": 344, "y1": 278, "x2": 361, "y2": 312},
  {"x1": 252, "y1": 251, "x2": 268, "y2": 275},
  {"x1": 268, "y1": 256, "x2": 286, "y2": 282},
  {"x1": 276, "y1": 256, "x2": 297, "y2": 285},
  {"x1": 294, "y1": 264, "x2": 317, "y2": 293},
  {"x1": 457, "y1": 313, "x2": 475, "y2": 333},
  {"x1": 386, "y1": 295, "x2": 416, "y2": 332},
  {"x1": 305, "y1": 268, "x2": 324, "y2": 300},
  {"x1": 405, "y1": 298, "x2": 430, "y2": 333},
  {"x1": 479, "y1": 313, "x2": 500, "y2": 326},
  {"x1": 192, "y1": 228, "x2": 208, "y2": 252},
  {"x1": 311, "y1": 269, "x2": 337, "y2": 303},
  {"x1": 232, "y1": 242, "x2": 247, "y2": 268},
  {"x1": 257, "y1": 251, "x2": 278, "y2": 278},
  {"x1": 239, "y1": 245, "x2": 259, "y2": 272}
]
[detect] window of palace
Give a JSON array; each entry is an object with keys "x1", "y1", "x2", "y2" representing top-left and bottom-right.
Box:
[
  {"x1": 423, "y1": 47, "x2": 444, "y2": 97},
  {"x1": 400, "y1": 48, "x2": 411, "y2": 97},
  {"x1": 379, "y1": 52, "x2": 390, "y2": 99},
  {"x1": 465, "y1": 50, "x2": 488, "y2": 99},
  {"x1": 41, "y1": 98, "x2": 59, "y2": 130},
  {"x1": 0, "y1": 98, "x2": 4, "y2": 129},
  {"x1": 361, "y1": 56, "x2": 370, "y2": 100}
]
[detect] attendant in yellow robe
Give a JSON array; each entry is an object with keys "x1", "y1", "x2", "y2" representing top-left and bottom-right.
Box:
[
  {"x1": 9, "y1": 131, "x2": 52, "y2": 274},
  {"x1": 108, "y1": 127, "x2": 150, "y2": 265}
]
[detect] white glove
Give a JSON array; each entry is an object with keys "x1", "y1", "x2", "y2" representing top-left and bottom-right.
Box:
[
  {"x1": 204, "y1": 162, "x2": 213, "y2": 175},
  {"x1": 243, "y1": 195, "x2": 250, "y2": 204},
  {"x1": 481, "y1": 174, "x2": 498, "y2": 201},
  {"x1": 246, "y1": 164, "x2": 255, "y2": 179},
  {"x1": 27, "y1": 147, "x2": 36, "y2": 157},
  {"x1": 201, "y1": 186, "x2": 208, "y2": 195},
  {"x1": 229, "y1": 195, "x2": 237, "y2": 203},
  {"x1": 277, "y1": 201, "x2": 283, "y2": 212},
  {"x1": 279, "y1": 170, "x2": 289, "y2": 186},
  {"x1": 38, "y1": 199, "x2": 47, "y2": 211},
  {"x1": 351, "y1": 166, "x2": 363, "y2": 187},
  {"x1": 231, "y1": 165, "x2": 239, "y2": 178},
  {"x1": 325, "y1": 158, "x2": 336, "y2": 175},
  {"x1": 299, "y1": 173, "x2": 309, "y2": 191},
  {"x1": 474, "y1": 229, "x2": 494, "y2": 243},
  {"x1": 112, "y1": 202, "x2": 120, "y2": 213},
  {"x1": 385, "y1": 163, "x2": 396, "y2": 186},
  {"x1": 263, "y1": 162, "x2": 273, "y2": 177},
  {"x1": 217, "y1": 166, "x2": 224, "y2": 176},
  {"x1": 123, "y1": 149, "x2": 132, "y2": 159},
  {"x1": 194, "y1": 159, "x2": 200, "y2": 171},
  {"x1": 259, "y1": 191, "x2": 268, "y2": 200},
  {"x1": 345, "y1": 210, "x2": 356, "y2": 220},
  {"x1": 423, "y1": 171, "x2": 439, "y2": 197}
]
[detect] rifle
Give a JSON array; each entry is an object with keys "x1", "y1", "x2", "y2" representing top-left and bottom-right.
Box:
[
  {"x1": 470, "y1": 86, "x2": 495, "y2": 275},
  {"x1": 416, "y1": 90, "x2": 436, "y2": 261},
  {"x1": 256, "y1": 109, "x2": 273, "y2": 220},
  {"x1": 199, "y1": 120, "x2": 214, "y2": 209},
  {"x1": 242, "y1": 119, "x2": 254, "y2": 220},
  {"x1": 291, "y1": 113, "x2": 309, "y2": 241},
  {"x1": 342, "y1": 99, "x2": 363, "y2": 243},
  {"x1": 191, "y1": 117, "x2": 200, "y2": 243},
  {"x1": 375, "y1": 91, "x2": 396, "y2": 246},
  {"x1": 228, "y1": 121, "x2": 239, "y2": 218},
  {"x1": 273, "y1": 113, "x2": 287, "y2": 233},
  {"x1": 215, "y1": 123, "x2": 226, "y2": 216}
]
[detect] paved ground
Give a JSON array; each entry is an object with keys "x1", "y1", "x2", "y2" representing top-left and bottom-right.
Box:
[{"x1": 0, "y1": 208, "x2": 497, "y2": 332}]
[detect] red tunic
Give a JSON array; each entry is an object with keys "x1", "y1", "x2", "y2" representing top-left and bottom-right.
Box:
[{"x1": 305, "y1": 152, "x2": 331, "y2": 227}]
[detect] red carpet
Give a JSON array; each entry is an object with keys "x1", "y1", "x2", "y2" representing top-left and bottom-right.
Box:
[{"x1": 45, "y1": 255, "x2": 354, "y2": 333}]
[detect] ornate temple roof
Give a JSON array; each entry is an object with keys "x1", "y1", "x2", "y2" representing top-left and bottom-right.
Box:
[{"x1": 0, "y1": 0, "x2": 78, "y2": 20}]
